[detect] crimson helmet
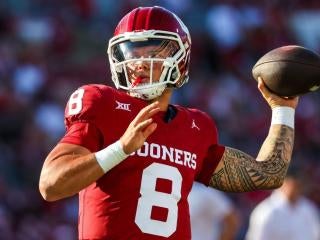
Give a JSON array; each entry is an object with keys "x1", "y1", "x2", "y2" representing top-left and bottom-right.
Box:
[{"x1": 107, "y1": 6, "x2": 191, "y2": 100}]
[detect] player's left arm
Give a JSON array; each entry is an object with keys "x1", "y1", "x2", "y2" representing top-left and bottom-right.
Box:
[{"x1": 209, "y1": 78, "x2": 298, "y2": 192}]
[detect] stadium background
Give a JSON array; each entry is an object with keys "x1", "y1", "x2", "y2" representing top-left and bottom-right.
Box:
[{"x1": 0, "y1": 0, "x2": 320, "y2": 239}]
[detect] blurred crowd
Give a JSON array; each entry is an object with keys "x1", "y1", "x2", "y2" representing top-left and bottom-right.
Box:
[{"x1": 1, "y1": 0, "x2": 320, "y2": 239}]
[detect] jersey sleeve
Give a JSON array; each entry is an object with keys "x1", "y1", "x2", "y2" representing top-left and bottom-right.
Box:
[
  {"x1": 59, "y1": 85, "x2": 113, "y2": 152},
  {"x1": 195, "y1": 112, "x2": 225, "y2": 185}
]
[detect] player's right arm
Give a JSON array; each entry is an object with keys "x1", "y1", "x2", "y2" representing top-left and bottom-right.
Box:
[
  {"x1": 39, "y1": 87, "x2": 160, "y2": 201},
  {"x1": 209, "y1": 79, "x2": 299, "y2": 192}
]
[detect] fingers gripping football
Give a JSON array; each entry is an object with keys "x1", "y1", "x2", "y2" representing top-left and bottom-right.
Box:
[
  {"x1": 120, "y1": 101, "x2": 160, "y2": 154},
  {"x1": 258, "y1": 77, "x2": 299, "y2": 109}
]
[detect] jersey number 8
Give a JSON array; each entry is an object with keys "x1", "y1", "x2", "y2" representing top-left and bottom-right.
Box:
[
  {"x1": 135, "y1": 163, "x2": 182, "y2": 237},
  {"x1": 68, "y1": 88, "x2": 85, "y2": 115},
  {"x1": 67, "y1": 90, "x2": 183, "y2": 237}
]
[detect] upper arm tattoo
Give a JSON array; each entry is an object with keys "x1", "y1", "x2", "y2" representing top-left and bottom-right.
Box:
[{"x1": 209, "y1": 125, "x2": 294, "y2": 192}]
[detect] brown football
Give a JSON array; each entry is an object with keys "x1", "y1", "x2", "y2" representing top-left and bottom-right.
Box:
[{"x1": 252, "y1": 45, "x2": 320, "y2": 97}]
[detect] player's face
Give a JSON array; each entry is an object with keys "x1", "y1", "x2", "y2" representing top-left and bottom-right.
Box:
[
  {"x1": 116, "y1": 39, "x2": 179, "y2": 88},
  {"x1": 126, "y1": 45, "x2": 163, "y2": 86}
]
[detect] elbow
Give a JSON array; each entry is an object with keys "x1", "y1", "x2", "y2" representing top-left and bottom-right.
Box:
[
  {"x1": 39, "y1": 185, "x2": 60, "y2": 202},
  {"x1": 267, "y1": 177, "x2": 285, "y2": 190},
  {"x1": 39, "y1": 176, "x2": 63, "y2": 202},
  {"x1": 274, "y1": 180, "x2": 285, "y2": 189},
  {"x1": 255, "y1": 175, "x2": 285, "y2": 191}
]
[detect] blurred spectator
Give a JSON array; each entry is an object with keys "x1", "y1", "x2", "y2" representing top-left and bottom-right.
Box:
[
  {"x1": 290, "y1": 10, "x2": 320, "y2": 51},
  {"x1": 188, "y1": 182, "x2": 239, "y2": 240},
  {"x1": 13, "y1": 63, "x2": 46, "y2": 100},
  {"x1": 16, "y1": 17, "x2": 53, "y2": 44},
  {"x1": 34, "y1": 102, "x2": 65, "y2": 141},
  {"x1": 205, "y1": 4, "x2": 243, "y2": 51},
  {"x1": 245, "y1": 167, "x2": 320, "y2": 240}
]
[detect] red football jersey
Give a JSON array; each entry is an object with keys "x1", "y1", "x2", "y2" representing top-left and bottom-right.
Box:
[{"x1": 60, "y1": 84, "x2": 225, "y2": 240}]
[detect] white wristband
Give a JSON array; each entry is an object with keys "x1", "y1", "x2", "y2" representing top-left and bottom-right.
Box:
[
  {"x1": 94, "y1": 140, "x2": 129, "y2": 173},
  {"x1": 271, "y1": 106, "x2": 295, "y2": 129}
]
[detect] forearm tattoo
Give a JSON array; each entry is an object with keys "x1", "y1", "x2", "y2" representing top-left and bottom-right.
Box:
[{"x1": 209, "y1": 125, "x2": 294, "y2": 192}]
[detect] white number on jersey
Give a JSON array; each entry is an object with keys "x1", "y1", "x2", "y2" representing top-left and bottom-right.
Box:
[
  {"x1": 68, "y1": 88, "x2": 85, "y2": 115},
  {"x1": 135, "y1": 163, "x2": 182, "y2": 237}
]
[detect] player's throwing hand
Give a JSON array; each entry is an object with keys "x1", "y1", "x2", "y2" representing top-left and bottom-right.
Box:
[
  {"x1": 120, "y1": 101, "x2": 161, "y2": 154},
  {"x1": 258, "y1": 77, "x2": 299, "y2": 109}
]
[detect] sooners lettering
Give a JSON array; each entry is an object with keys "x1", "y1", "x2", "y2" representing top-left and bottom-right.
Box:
[{"x1": 131, "y1": 142, "x2": 197, "y2": 169}]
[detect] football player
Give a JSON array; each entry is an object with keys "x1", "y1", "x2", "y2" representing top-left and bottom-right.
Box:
[{"x1": 39, "y1": 6, "x2": 299, "y2": 240}]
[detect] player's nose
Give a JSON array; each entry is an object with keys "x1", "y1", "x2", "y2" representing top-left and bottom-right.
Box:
[{"x1": 134, "y1": 60, "x2": 149, "y2": 71}]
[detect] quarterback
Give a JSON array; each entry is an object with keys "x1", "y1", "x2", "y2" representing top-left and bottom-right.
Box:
[{"x1": 39, "y1": 6, "x2": 299, "y2": 240}]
